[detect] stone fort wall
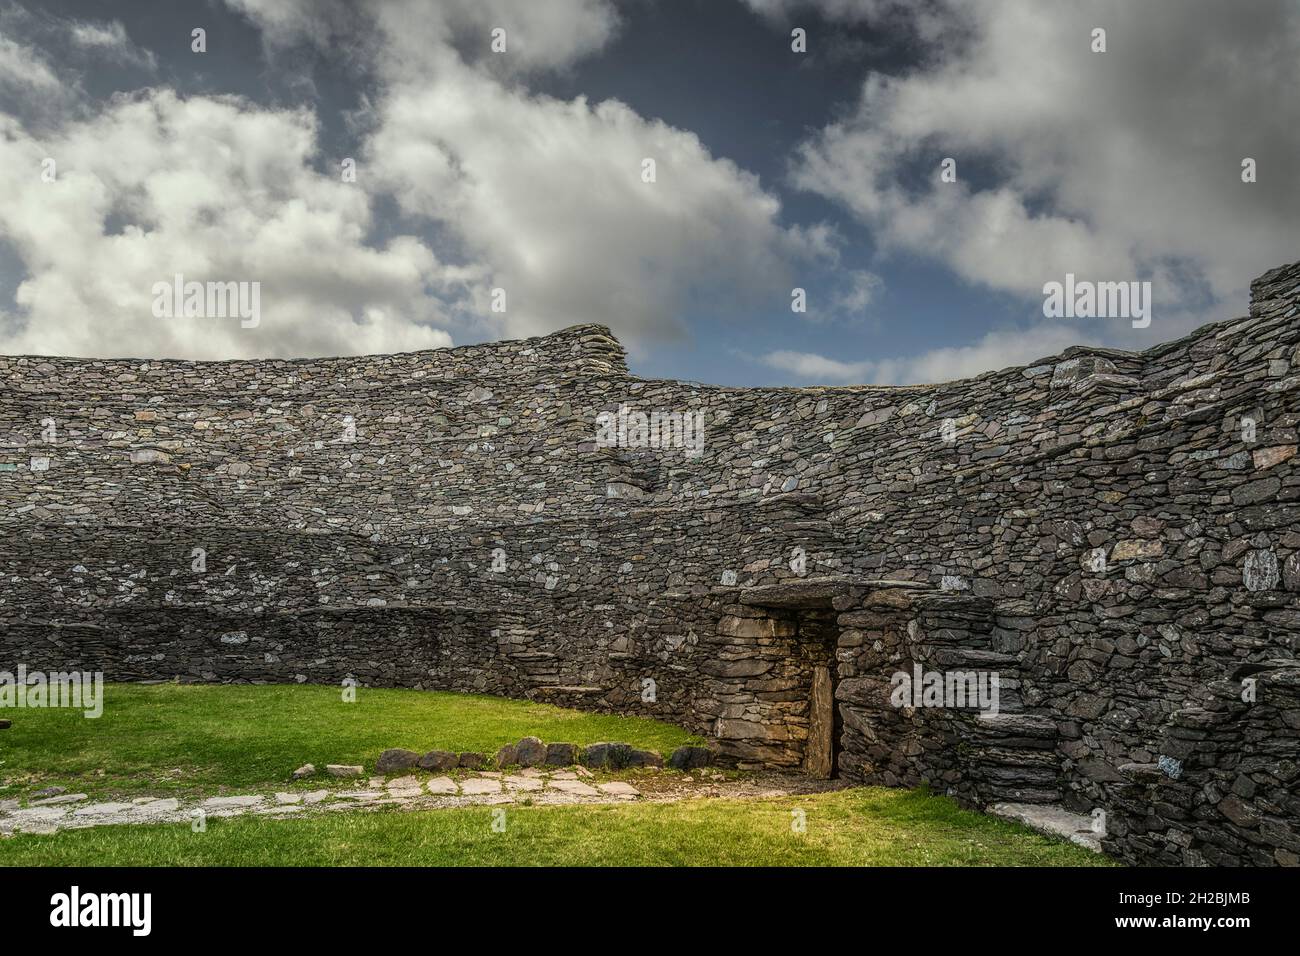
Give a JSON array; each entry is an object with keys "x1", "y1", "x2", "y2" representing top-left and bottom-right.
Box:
[{"x1": 2, "y1": 260, "x2": 1298, "y2": 866}]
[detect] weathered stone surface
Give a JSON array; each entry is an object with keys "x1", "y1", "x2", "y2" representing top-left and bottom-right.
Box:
[
  {"x1": 739, "y1": 578, "x2": 851, "y2": 608},
  {"x1": 457, "y1": 752, "x2": 487, "y2": 770},
  {"x1": 804, "y1": 665, "x2": 833, "y2": 779},
  {"x1": 668, "y1": 746, "x2": 712, "y2": 770},
  {"x1": 1253, "y1": 445, "x2": 1297, "y2": 470},
  {"x1": 426, "y1": 777, "x2": 458, "y2": 795},
  {"x1": 460, "y1": 776, "x2": 502, "y2": 795},
  {"x1": 514, "y1": 736, "x2": 547, "y2": 767},
  {"x1": 544, "y1": 743, "x2": 578, "y2": 766},
  {"x1": 549, "y1": 779, "x2": 600, "y2": 797},
  {"x1": 1111, "y1": 539, "x2": 1164, "y2": 562},
  {"x1": 597, "y1": 781, "x2": 640, "y2": 799},
  {"x1": 30, "y1": 793, "x2": 87, "y2": 806},
  {"x1": 375, "y1": 749, "x2": 421, "y2": 774},
  {"x1": 325, "y1": 765, "x2": 364, "y2": 778},
  {"x1": 1244, "y1": 550, "x2": 1280, "y2": 592},
  {"x1": 418, "y1": 750, "x2": 459, "y2": 772},
  {"x1": 202, "y1": 795, "x2": 264, "y2": 809},
  {"x1": 495, "y1": 744, "x2": 518, "y2": 767},
  {"x1": 624, "y1": 748, "x2": 664, "y2": 768},
  {"x1": 291, "y1": 763, "x2": 316, "y2": 780},
  {"x1": 580, "y1": 742, "x2": 637, "y2": 769}
]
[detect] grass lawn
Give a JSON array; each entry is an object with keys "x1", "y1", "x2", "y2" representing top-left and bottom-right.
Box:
[
  {"x1": 0, "y1": 683, "x2": 701, "y2": 799},
  {"x1": 0, "y1": 786, "x2": 1111, "y2": 866}
]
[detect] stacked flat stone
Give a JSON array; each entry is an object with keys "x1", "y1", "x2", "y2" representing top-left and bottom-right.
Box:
[{"x1": 2, "y1": 260, "x2": 1299, "y2": 866}]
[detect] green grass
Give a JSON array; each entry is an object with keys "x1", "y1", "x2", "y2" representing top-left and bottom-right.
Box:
[
  {"x1": 0, "y1": 787, "x2": 1112, "y2": 866},
  {"x1": 0, "y1": 683, "x2": 701, "y2": 799}
]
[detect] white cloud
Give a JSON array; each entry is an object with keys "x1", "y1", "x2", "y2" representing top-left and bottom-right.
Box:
[
  {"x1": 833, "y1": 269, "x2": 882, "y2": 315},
  {"x1": 789, "y1": 0, "x2": 1300, "y2": 352},
  {"x1": 761, "y1": 321, "x2": 1094, "y2": 385},
  {"x1": 0, "y1": 0, "x2": 831, "y2": 360},
  {"x1": 225, "y1": 0, "x2": 621, "y2": 75},
  {"x1": 230, "y1": 0, "x2": 828, "y2": 349},
  {"x1": 0, "y1": 33, "x2": 63, "y2": 96},
  {"x1": 762, "y1": 349, "x2": 873, "y2": 382},
  {"x1": 66, "y1": 20, "x2": 157, "y2": 71},
  {"x1": 0, "y1": 90, "x2": 465, "y2": 359},
  {"x1": 367, "y1": 64, "x2": 815, "y2": 345}
]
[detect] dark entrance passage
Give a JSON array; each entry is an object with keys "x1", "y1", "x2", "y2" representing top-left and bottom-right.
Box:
[{"x1": 738, "y1": 579, "x2": 850, "y2": 780}]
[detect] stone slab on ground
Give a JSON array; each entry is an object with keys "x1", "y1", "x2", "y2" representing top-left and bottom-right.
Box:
[
  {"x1": 460, "y1": 777, "x2": 502, "y2": 795},
  {"x1": 989, "y1": 802, "x2": 1103, "y2": 852},
  {"x1": 549, "y1": 779, "x2": 600, "y2": 797},
  {"x1": 73, "y1": 802, "x2": 136, "y2": 816},
  {"x1": 597, "y1": 782, "x2": 641, "y2": 799},
  {"x1": 426, "y1": 777, "x2": 458, "y2": 795},
  {"x1": 202, "y1": 795, "x2": 265, "y2": 809},
  {"x1": 30, "y1": 793, "x2": 88, "y2": 806}
]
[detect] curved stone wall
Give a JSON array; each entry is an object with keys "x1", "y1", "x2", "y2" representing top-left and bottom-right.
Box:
[{"x1": 2, "y1": 259, "x2": 1298, "y2": 865}]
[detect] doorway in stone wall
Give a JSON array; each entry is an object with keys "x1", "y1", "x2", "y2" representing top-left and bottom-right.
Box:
[
  {"x1": 801, "y1": 607, "x2": 842, "y2": 779},
  {"x1": 737, "y1": 579, "x2": 848, "y2": 780}
]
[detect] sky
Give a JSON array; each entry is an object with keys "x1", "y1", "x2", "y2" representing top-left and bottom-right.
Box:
[{"x1": 0, "y1": 0, "x2": 1296, "y2": 385}]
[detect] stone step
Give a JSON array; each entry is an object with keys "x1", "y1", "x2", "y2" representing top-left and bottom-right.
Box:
[
  {"x1": 928, "y1": 648, "x2": 1018, "y2": 669},
  {"x1": 979, "y1": 764, "x2": 1060, "y2": 786},
  {"x1": 983, "y1": 784, "x2": 1062, "y2": 805},
  {"x1": 972, "y1": 746, "x2": 1059, "y2": 770},
  {"x1": 971, "y1": 712, "x2": 1058, "y2": 739}
]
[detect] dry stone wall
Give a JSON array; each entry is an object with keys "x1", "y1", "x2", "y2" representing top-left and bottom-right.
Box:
[{"x1": 3, "y1": 259, "x2": 1299, "y2": 866}]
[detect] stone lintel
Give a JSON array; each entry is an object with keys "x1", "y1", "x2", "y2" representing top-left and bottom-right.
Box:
[
  {"x1": 739, "y1": 578, "x2": 852, "y2": 609},
  {"x1": 740, "y1": 577, "x2": 934, "y2": 609}
]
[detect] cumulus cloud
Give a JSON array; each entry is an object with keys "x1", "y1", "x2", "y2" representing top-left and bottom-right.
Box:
[
  {"x1": 0, "y1": 90, "x2": 465, "y2": 358},
  {"x1": 229, "y1": 0, "x2": 827, "y2": 348},
  {"x1": 791, "y1": 0, "x2": 1300, "y2": 321},
  {"x1": 735, "y1": 0, "x2": 1300, "y2": 383},
  {"x1": 225, "y1": 0, "x2": 620, "y2": 74},
  {"x1": 1, "y1": 0, "x2": 827, "y2": 359},
  {"x1": 368, "y1": 64, "x2": 813, "y2": 343}
]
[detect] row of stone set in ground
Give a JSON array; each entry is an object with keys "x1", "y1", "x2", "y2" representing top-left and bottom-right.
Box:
[
  {"x1": 0, "y1": 767, "x2": 688, "y2": 836},
  {"x1": 0, "y1": 739, "x2": 718, "y2": 836},
  {"x1": 331, "y1": 738, "x2": 715, "y2": 778}
]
